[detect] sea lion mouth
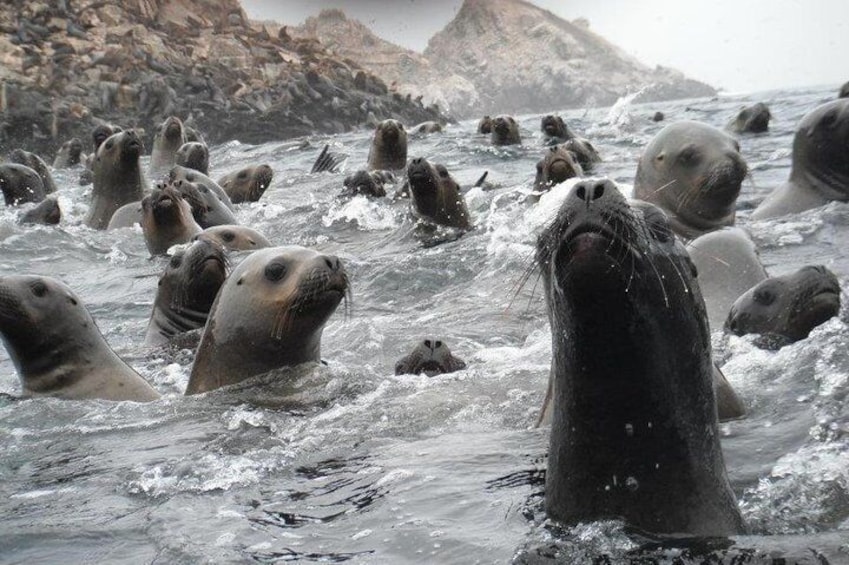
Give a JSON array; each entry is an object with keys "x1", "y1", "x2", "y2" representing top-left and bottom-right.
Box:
[
  {"x1": 543, "y1": 123, "x2": 559, "y2": 136},
  {"x1": 416, "y1": 361, "x2": 446, "y2": 376}
]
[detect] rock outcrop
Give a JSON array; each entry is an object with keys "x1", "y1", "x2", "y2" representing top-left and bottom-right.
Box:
[
  {"x1": 0, "y1": 0, "x2": 448, "y2": 157},
  {"x1": 294, "y1": 1, "x2": 716, "y2": 118}
]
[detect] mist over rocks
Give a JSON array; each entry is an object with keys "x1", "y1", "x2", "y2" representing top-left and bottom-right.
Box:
[{"x1": 0, "y1": 0, "x2": 447, "y2": 156}]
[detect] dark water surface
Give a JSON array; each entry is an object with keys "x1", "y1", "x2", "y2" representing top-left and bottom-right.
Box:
[{"x1": 1, "y1": 85, "x2": 848, "y2": 563}]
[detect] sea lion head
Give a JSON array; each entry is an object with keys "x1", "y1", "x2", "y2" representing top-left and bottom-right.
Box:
[
  {"x1": 175, "y1": 142, "x2": 210, "y2": 175},
  {"x1": 394, "y1": 339, "x2": 467, "y2": 376},
  {"x1": 788, "y1": 98, "x2": 849, "y2": 200}
]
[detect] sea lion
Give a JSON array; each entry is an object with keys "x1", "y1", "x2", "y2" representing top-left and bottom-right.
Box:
[
  {"x1": 175, "y1": 141, "x2": 209, "y2": 175},
  {"x1": 53, "y1": 137, "x2": 83, "y2": 168},
  {"x1": 0, "y1": 163, "x2": 46, "y2": 206},
  {"x1": 218, "y1": 164, "x2": 274, "y2": 204},
  {"x1": 194, "y1": 225, "x2": 272, "y2": 251},
  {"x1": 0, "y1": 275, "x2": 160, "y2": 401},
  {"x1": 562, "y1": 137, "x2": 601, "y2": 172},
  {"x1": 184, "y1": 124, "x2": 205, "y2": 144},
  {"x1": 490, "y1": 115, "x2": 521, "y2": 146},
  {"x1": 394, "y1": 339, "x2": 466, "y2": 376},
  {"x1": 169, "y1": 165, "x2": 236, "y2": 212},
  {"x1": 838, "y1": 82, "x2": 849, "y2": 99},
  {"x1": 529, "y1": 145, "x2": 583, "y2": 203},
  {"x1": 144, "y1": 238, "x2": 228, "y2": 346},
  {"x1": 310, "y1": 144, "x2": 346, "y2": 174},
  {"x1": 150, "y1": 115, "x2": 186, "y2": 175},
  {"x1": 406, "y1": 158, "x2": 472, "y2": 230},
  {"x1": 634, "y1": 121, "x2": 748, "y2": 239},
  {"x1": 185, "y1": 246, "x2": 349, "y2": 395},
  {"x1": 537, "y1": 178, "x2": 745, "y2": 535},
  {"x1": 84, "y1": 130, "x2": 146, "y2": 230},
  {"x1": 727, "y1": 102, "x2": 771, "y2": 134},
  {"x1": 411, "y1": 121, "x2": 443, "y2": 135},
  {"x1": 19, "y1": 197, "x2": 60, "y2": 225},
  {"x1": 79, "y1": 124, "x2": 123, "y2": 187},
  {"x1": 367, "y1": 119, "x2": 407, "y2": 171},
  {"x1": 752, "y1": 99, "x2": 849, "y2": 220},
  {"x1": 686, "y1": 227, "x2": 769, "y2": 331},
  {"x1": 141, "y1": 185, "x2": 202, "y2": 256},
  {"x1": 8, "y1": 149, "x2": 57, "y2": 194},
  {"x1": 652, "y1": 111, "x2": 665, "y2": 122},
  {"x1": 540, "y1": 114, "x2": 575, "y2": 145},
  {"x1": 726, "y1": 265, "x2": 841, "y2": 349},
  {"x1": 342, "y1": 170, "x2": 390, "y2": 197},
  {"x1": 171, "y1": 178, "x2": 237, "y2": 228},
  {"x1": 477, "y1": 116, "x2": 493, "y2": 134}
]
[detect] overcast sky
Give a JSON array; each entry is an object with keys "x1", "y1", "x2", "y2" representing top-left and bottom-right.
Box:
[{"x1": 241, "y1": 0, "x2": 849, "y2": 93}]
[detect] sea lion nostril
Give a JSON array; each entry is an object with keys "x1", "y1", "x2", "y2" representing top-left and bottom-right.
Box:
[
  {"x1": 576, "y1": 186, "x2": 586, "y2": 201},
  {"x1": 592, "y1": 183, "x2": 605, "y2": 200},
  {"x1": 424, "y1": 340, "x2": 432, "y2": 349}
]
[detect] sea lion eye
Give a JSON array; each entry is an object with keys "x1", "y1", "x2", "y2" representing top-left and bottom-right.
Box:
[
  {"x1": 754, "y1": 289, "x2": 775, "y2": 306},
  {"x1": 105, "y1": 140, "x2": 114, "y2": 150},
  {"x1": 30, "y1": 282, "x2": 48, "y2": 297},
  {"x1": 265, "y1": 262, "x2": 287, "y2": 282}
]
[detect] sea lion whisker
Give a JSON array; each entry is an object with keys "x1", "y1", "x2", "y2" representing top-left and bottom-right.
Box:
[{"x1": 651, "y1": 179, "x2": 677, "y2": 195}]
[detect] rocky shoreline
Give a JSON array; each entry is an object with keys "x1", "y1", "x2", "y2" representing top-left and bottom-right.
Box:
[{"x1": 0, "y1": 0, "x2": 449, "y2": 158}]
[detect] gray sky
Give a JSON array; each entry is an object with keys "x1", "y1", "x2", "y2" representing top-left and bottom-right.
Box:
[{"x1": 242, "y1": 0, "x2": 849, "y2": 93}]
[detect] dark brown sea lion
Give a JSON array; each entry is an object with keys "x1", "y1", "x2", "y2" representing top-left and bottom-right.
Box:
[
  {"x1": 406, "y1": 158, "x2": 472, "y2": 230},
  {"x1": 490, "y1": 115, "x2": 521, "y2": 146},
  {"x1": 726, "y1": 265, "x2": 841, "y2": 349},
  {"x1": 175, "y1": 141, "x2": 209, "y2": 175},
  {"x1": 752, "y1": 99, "x2": 849, "y2": 219},
  {"x1": 194, "y1": 225, "x2": 272, "y2": 251},
  {"x1": 150, "y1": 115, "x2": 186, "y2": 175},
  {"x1": 218, "y1": 164, "x2": 274, "y2": 204},
  {"x1": 367, "y1": 119, "x2": 408, "y2": 171},
  {"x1": 144, "y1": 238, "x2": 228, "y2": 346},
  {"x1": 19, "y1": 197, "x2": 60, "y2": 225},
  {"x1": 529, "y1": 145, "x2": 583, "y2": 203},
  {"x1": 394, "y1": 339, "x2": 467, "y2": 376},
  {"x1": 537, "y1": 178, "x2": 745, "y2": 535},
  {"x1": 141, "y1": 185, "x2": 203, "y2": 256},
  {"x1": 185, "y1": 246, "x2": 348, "y2": 395},
  {"x1": 53, "y1": 137, "x2": 83, "y2": 168},
  {"x1": 0, "y1": 163, "x2": 45, "y2": 206},
  {"x1": 0, "y1": 275, "x2": 160, "y2": 401},
  {"x1": 727, "y1": 102, "x2": 771, "y2": 134},
  {"x1": 477, "y1": 116, "x2": 493, "y2": 134},
  {"x1": 85, "y1": 130, "x2": 146, "y2": 230},
  {"x1": 634, "y1": 121, "x2": 747, "y2": 239},
  {"x1": 342, "y1": 170, "x2": 391, "y2": 197},
  {"x1": 652, "y1": 111, "x2": 665, "y2": 122},
  {"x1": 540, "y1": 114, "x2": 575, "y2": 145},
  {"x1": 9, "y1": 149, "x2": 57, "y2": 194}
]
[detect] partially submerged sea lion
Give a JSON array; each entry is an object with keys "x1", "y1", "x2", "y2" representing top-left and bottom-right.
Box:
[
  {"x1": 141, "y1": 184, "x2": 202, "y2": 256},
  {"x1": 169, "y1": 165, "x2": 235, "y2": 212},
  {"x1": 53, "y1": 137, "x2": 83, "y2": 169},
  {"x1": 19, "y1": 197, "x2": 60, "y2": 225},
  {"x1": 394, "y1": 339, "x2": 467, "y2": 376},
  {"x1": 85, "y1": 130, "x2": 146, "y2": 229},
  {"x1": 185, "y1": 246, "x2": 349, "y2": 395},
  {"x1": 194, "y1": 225, "x2": 271, "y2": 251},
  {"x1": 537, "y1": 178, "x2": 745, "y2": 535},
  {"x1": 175, "y1": 141, "x2": 210, "y2": 175},
  {"x1": 529, "y1": 145, "x2": 583, "y2": 203},
  {"x1": 0, "y1": 275, "x2": 160, "y2": 401},
  {"x1": 150, "y1": 115, "x2": 186, "y2": 175},
  {"x1": 411, "y1": 121, "x2": 443, "y2": 135},
  {"x1": 406, "y1": 158, "x2": 472, "y2": 230},
  {"x1": 342, "y1": 170, "x2": 391, "y2": 197},
  {"x1": 367, "y1": 119, "x2": 408, "y2": 171},
  {"x1": 727, "y1": 102, "x2": 771, "y2": 134},
  {"x1": 218, "y1": 164, "x2": 274, "y2": 204},
  {"x1": 562, "y1": 137, "x2": 601, "y2": 172},
  {"x1": 477, "y1": 116, "x2": 493, "y2": 134},
  {"x1": 0, "y1": 163, "x2": 45, "y2": 206},
  {"x1": 9, "y1": 149, "x2": 57, "y2": 194},
  {"x1": 540, "y1": 114, "x2": 575, "y2": 145},
  {"x1": 490, "y1": 115, "x2": 521, "y2": 146}
]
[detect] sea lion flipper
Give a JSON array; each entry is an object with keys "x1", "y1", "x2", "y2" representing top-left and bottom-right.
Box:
[
  {"x1": 714, "y1": 363, "x2": 746, "y2": 422},
  {"x1": 473, "y1": 171, "x2": 489, "y2": 188},
  {"x1": 310, "y1": 144, "x2": 346, "y2": 174}
]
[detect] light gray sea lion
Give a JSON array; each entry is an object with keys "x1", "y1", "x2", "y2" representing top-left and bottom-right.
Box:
[
  {"x1": 477, "y1": 116, "x2": 493, "y2": 134},
  {"x1": 106, "y1": 201, "x2": 143, "y2": 230},
  {"x1": 85, "y1": 130, "x2": 146, "y2": 229},
  {"x1": 0, "y1": 163, "x2": 45, "y2": 206},
  {"x1": 53, "y1": 137, "x2": 83, "y2": 168},
  {"x1": 529, "y1": 145, "x2": 583, "y2": 203},
  {"x1": 0, "y1": 275, "x2": 160, "y2": 401},
  {"x1": 562, "y1": 137, "x2": 601, "y2": 172},
  {"x1": 169, "y1": 165, "x2": 235, "y2": 212},
  {"x1": 141, "y1": 185, "x2": 202, "y2": 256},
  {"x1": 490, "y1": 115, "x2": 521, "y2": 146},
  {"x1": 686, "y1": 227, "x2": 769, "y2": 331},
  {"x1": 20, "y1": 197, "x2": 60, "y2": 225},
  {"x1": 726, "y1": 265, "x2": 841, "y2": 349},
  {"x1": 752, "y1": 99, "x2": 849, "y2": 220},
  {"x1": 537, "y1": 179, "x2": 745, "y2": 535},
  {"x1": 540, "y1": 114, "x2": 575, "y2": 145},
  {"x1": 172, "y1": 178, "x2": 237, "y2": 228},
  {"x1": 150, "y1": 115, "x2": 186, "y2": 175},
  {"x1": 634, "y1": 121, "x2": 748, "y2": 239},
  {"x1": 406, "y1": 158, "x2": 472, "y2": 230},
  {"x1": 144, "y1": 239, "x2": 228, "y2": 346},
  {"x1": 727, "y1": 102, "x2": 771, "y2": 134},
  {"x1": 194, "y1": 225, "x2": 272, "y2": 251},
  {"x1": 342, "y1": 170, "x2": 390, "y2": 197},
  {"x1": 185, "y1": 246, "x2": 349, "y2": 395},
  {"x1": 8, "y1": 149, "x2": 56, "y2": 194},
  {"x1": 367, "y1": 119, "x2": 408, "y2": 171},
  {"x1": 175, "y1": 141, "x2": 209, "y2": 175},
  {"x1": 394, "y1": 339, "x2": 467, "y2": 376},
  {"x1": 218, "y1": 164, "x2": 274, "y2": 204}
]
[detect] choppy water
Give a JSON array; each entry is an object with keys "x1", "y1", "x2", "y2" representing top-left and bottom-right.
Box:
[{"x1": 2, "y1": 84, "x2": 849, "y2": 564}]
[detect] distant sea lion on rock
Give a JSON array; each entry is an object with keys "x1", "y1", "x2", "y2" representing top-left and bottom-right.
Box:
[
  {"x1": 634, "y1": 121, "x2": 747, "y2": 239},
  {"x1": 9, "y1": 149, "x2": 57, "y2": 194},
  {"x1": 141, "y1": 184, "x2": 202, "y2": 256},
  {"x1": 540, "y1": 115, "x2": 575, "y2": 145},
  {"x1": 367, "y1": 119, "x2": 407, "y2": 171},
  {"x1": 536, "y1": 178, "x2": 745, "y2": 536},
  {"x1": 144, "y1": 238, "x2": 228, "y2": 346},
  {"x1": 477, "y1": 116, "x2": 493, "y2": 134},
  {"x1": 0, "y1": 163, "x2": 45, "y2": 206},
  {"x1": 85, "y1": 130, "x2": 146, "y2": 229},
  {"x1": 150, "y1": 116, "x2": 186, "y2": 175},
  {"x1": 752, "y1": 99, "x2": 849, "y2": 220},
  {"x1": 529, "y1": 145, "x2": 583, "y2": 203},
  {"x1": 726, "y1": 265, "x2": 841, "y2": 349},
  {"x1": 218, "y1": 164, "x2": 274, "y2": 204},
  {"x1": 562, "y1": 137, "x2": 601, "y2": 172},
  {"x1": 490, "y1": 115, "x2": 521, "y2": 146},
  {"x1": 394, "y1": 339, "x2": 467, "y2": 376},
  {"x1": 406, "y1": 158, "x2": 472, "y2": 230},
  {"x1": 185, "y1": 246, "x2": 349, "y2": 395},
  {"x1": 175, "y1": 142, "x2": 209, "y2": 175},
  {"x1": 53, "y1": 137, "x2": 83, "y2": 169},
  {"x1": 727, "y1": 102, "x2": 771, "y2": 134},
  {"x1": 0, "y1": 275, "x2": 160, "y2": 401},
  {"x1": 342, "y1": 170, "x2": 391, "y2": 197},
  {"x1": 20, "y1": 197, "x2": 60, "y2": 225},
  {"x1": 194, "y1": 225, "x2": 271, "y2": 251}
]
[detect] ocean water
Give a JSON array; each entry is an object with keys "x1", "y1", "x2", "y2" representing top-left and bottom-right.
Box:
[{"x1": 1, "y1": 84, "x2": 849, "y2": 563}]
